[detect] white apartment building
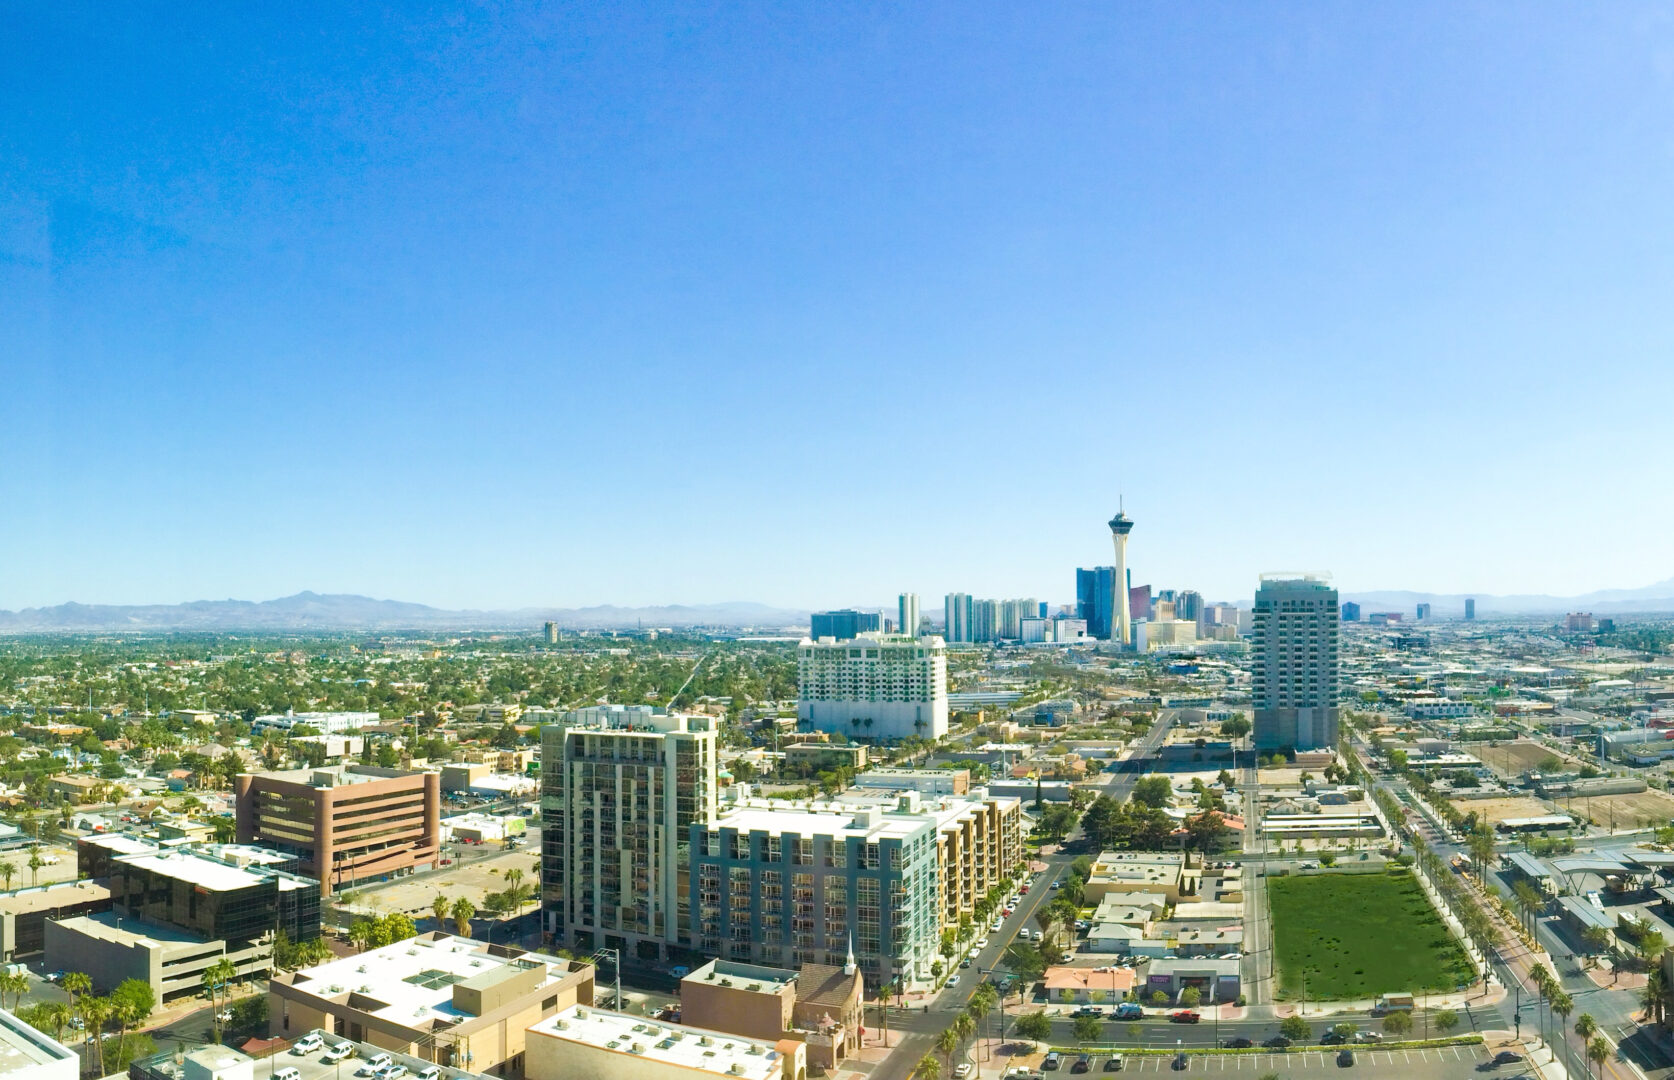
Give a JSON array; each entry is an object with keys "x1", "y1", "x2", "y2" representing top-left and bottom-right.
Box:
[
  {"x1": 797, "y1": 634, "x2": 948, "y2": 741},
  {"x1": 1251, "y1": 575, "x2": 1340, "y2": 751},
  {"x1": 251, "y1": 711, "x2": 381, "y2": 735},
  {"x1": 540, "y1": 705, "x2": 719, "y2": 962},
  {"x1": 898, "y1": 593, "x2": 920, "y2": 637}
]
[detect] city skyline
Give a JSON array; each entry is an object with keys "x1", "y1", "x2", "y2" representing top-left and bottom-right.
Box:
[{"x1": 6, "y1": 6, "x2": 1674, "y2": 610}]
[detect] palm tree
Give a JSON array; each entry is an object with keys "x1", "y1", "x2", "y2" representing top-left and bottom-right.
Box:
[
  {"x1": 78, "y1": 997, "x2": 111, "y2": 1077},
  {"x1": 432, "y1": 893, "x2": 451, "y2": 929},
  {"x1": 452, "y1": 897, "x2": 476, "y2": 938},
  {"x1": 1642, "y1": 962, "x2": 1672, "y2": 1028},
  {"x1": 0, "y1": 860, "x2": 16, "y2": 892},
  {"x1": 1575, "y1": 1013, "x2": 1598, "y2": 1051},
  {"x1": 1587, "y1": 1035, "x2": 1611, "y2": 1078},
  {"x1": 26, "y1": 846, "x2": 43, "y2": 887},
  {"x1": 1528, "y1": 963, "x2": 1552, "y2": 1045},
  {"x1": 876, "y1": 982, "x2": 894, "y2": 1048},
  {"x1": 936, "y1": 1027, "x2": 959, "y2": 1080},
  {"x1": 1551, "y1": 989, "x2": 1573, "y2": 1062},
  {"x1": 28, "y1": 1001, "x2": 71, "y2": 1044},
  {"x1": 915, "y1": 1055, "x2": 940, "y2": 1080},
  {"x1": 203, "y1": 958, "x2": 237, "y2": 1043},
  {"x1": 62, "y1": 972, "x2": 91, "y2": 1012},
  {"x1": 349, "y1": 921, "x2": 376, "y2": 953}
]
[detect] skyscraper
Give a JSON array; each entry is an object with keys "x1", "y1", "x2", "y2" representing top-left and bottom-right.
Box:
[
  {"x1": 543, "y1": 621, "x2": 558, "y2": 644},
  {"x1": 1076, "y1": 567, "x2": 1116, "y2": 640},
  {"x1": 1109, "y1": 509, "x2": 1134, "y2": 647},
  {"x1": 797, "y1": 634, "x2": 948, "y2": 740},
  {"x1": 1340, "y1": 601, "x2": 1361, "y2": 622},
  {"x1": 1416, "y1": 602, "x2": 1432, "y2": 621},
  {"x1": 899, "y1": 593, "x2": 921, "y2": 638},
  {"x1": 540, "y1": 706, "x2": 719, "y2": 959},
  {"x1": 810, "y1": 609, "x2": 882, "y2": 640},
  {"x1": 1465, "y1": 598, "x2": 1476, "y2": 620},
  {"x1": 1251, "y1": 575, "x2": 1341, "y2": 752},
  {"x1": 943, "y1": 592, "x2": 972, "y2": 642},
  {"x1": 1174, "y1": 590, "x2": 1203, "y2": 624}
]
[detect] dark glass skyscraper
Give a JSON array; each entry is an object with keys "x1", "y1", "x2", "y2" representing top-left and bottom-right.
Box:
[
  {"x1": 1075, "y1": 567, "x2": 1116, "y2": 640},
  {"x1": 810, "y1": 609, "x2": 881, "y2": 640}
]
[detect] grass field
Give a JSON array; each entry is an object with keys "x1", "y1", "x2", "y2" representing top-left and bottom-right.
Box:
[{"x1": 1268, "y1": 872, "x2": 1474, "y2": 1000}]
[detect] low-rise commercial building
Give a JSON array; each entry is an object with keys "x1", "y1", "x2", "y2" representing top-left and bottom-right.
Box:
[
  {"x1": 1083, "y1": 853, "x2": 1192, "y2": 905},
  {"x1": 268, "y1": 933, "x2": 594, "y2": 1077},
  {"x1": 235, "y1": 765, "x2": 441, "y2": 895},
  {"x1": 252, "y1": 712, "x2": 382, "y2": 736},
  {"x1": 0, "y1": 881, "x2": 111, "y2": 961},
  {"x1": 680, "y1": 958, "x2": 862, "y2": 1073},
  {"x1": 525, "y1": 1005, "x2": 805, "y2": 1080},
  {"x1": 851, "y1": 769, "x2": 967, "y2": 796},
  {"x1": 782, "y1": 745, "x2": 867, "y2": 773}
]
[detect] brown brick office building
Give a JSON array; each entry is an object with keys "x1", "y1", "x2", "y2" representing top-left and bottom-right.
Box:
[{"x1": 235, "y1": 765, "x2": 441, "y2": 895}]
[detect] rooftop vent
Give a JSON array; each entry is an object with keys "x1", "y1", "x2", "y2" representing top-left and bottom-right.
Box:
[{"x1": 630, "y1": 1043, "x2": 645, "y2": 1055}]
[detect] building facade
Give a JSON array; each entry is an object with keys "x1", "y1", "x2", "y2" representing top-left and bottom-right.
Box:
[
  {"x1": 1251, "y1": 575, "x2": 1341, "y2": 752},
  {"x1": 688, "y1": 803, "x2": 941, "y2": 991},
  {"x1": 897, "y1": 593, "x2": 920, "y2": 638},
  {"x1": 942, "y1": 593, "x2": 972, "y2": 643},
  {"x1": 1075, "y1": 568, "x2": 1116, "y2": 640},
  {"x1": 809, "y1": 610, "x2": 880, "y2": 641},
  {"x1": 797, "y1": 635, "x2": 948, "y2": 741},
  {"x1": 234, "y1": 765, "x2": 441, "y2": 896},
  {"x1": 540, "y1": 706, "x2": 719, "y2": 962}
]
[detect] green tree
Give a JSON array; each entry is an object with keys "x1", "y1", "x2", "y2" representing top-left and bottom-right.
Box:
[
  {"x1": 26, "y1": 845, "x2": 43, "y2": 887},
  {"x1": 203, "y1": 957, "x2": 237, "y2": 1043},
  {"x1": 0, "y1": 860, "x2": 15, "y2": 891},
  {"x1": 78, "y1": 996, "x2": 111, "y2": 1077},
  {"x1": 62, "y1": 972, "x2": 91, "y2": 1011},
  {"x1": 1588, "y1": 1035, "x2": 1611, "y2": 1078},
  {"x1": 1073, "y1": 1013, "x2": 1102, "y2": 1043},
  {"x1": 1331, "y1": 1022, "x2": 1357, "y2": 1041},
  {"x1": 1384, "y1": 1010, "x2": 1413, "y2": 1036},
  {"x1": 381, "y1": 912, "x2": 418, "y2": 942},
  {"x1": 432, "y1": 893, "x2": 451, "y2": 928},
  {"x1": 1131, "y1": 775, "x2": 1173, "y2": 808},
  {"x1": 1012, "y1": 1011, "x2": 1052, "y2": 1044},
  {"x1": 936, "y1": 1026, "x2": 958, "y2": 1079},
  {"x1": 1279, "y1": 1015, "x2": 1311, "y2": 1041},
  {"x1": 110, "y1": 979, "x2": 155, "y2": 1066},
  {"x1": 916, "y1": 1055, "x2": 940, "y2": 1080},
  {"x1": 1180, "y1": 987, "x2": 1202, "y2": 1008},
  {"x1": 1433, "y1": 1009, "x2": 1459, "y2": 1036}
]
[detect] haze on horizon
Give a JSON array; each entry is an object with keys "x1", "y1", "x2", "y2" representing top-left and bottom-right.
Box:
[{"x1": 3, "y1": 4, "x2": 1673, "y2": 613}]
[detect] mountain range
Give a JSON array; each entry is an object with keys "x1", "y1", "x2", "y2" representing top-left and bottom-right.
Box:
[
  {"x1": 0, "y1": 593, "x2": 812, "y2": 633},
  {"x1": 2, "y1": 578, "x2": 1672, "y2": 633}
]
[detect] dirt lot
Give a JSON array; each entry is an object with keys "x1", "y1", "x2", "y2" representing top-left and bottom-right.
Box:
[
  {"x1": 1452, "y1": 795, "x2": 1554, "y2": 825},
  {"x1": 1569, "y1": 789, "x2": 1674, "y2": 831},
  {"x1": 1474, "y1": 740, "x2": 1579, "y2": 778},
  {"x1": 345, "y1": 847, "x2": 542, "y2": 921}
]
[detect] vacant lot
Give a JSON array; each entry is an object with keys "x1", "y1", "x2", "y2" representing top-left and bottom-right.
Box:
[
  {"x1": 1451, "y1": 795, "x2": 1553, "y2": 825},
  {"x1": 1573, "y1": 789, "x2": 1674, "y2": 830},
  {"x1": 1267, "y1": 872, "x2": 1474, "y2": 1000},
  {"x1": 1474, "y1": 740, "x2": 1577, "y2": 778}
]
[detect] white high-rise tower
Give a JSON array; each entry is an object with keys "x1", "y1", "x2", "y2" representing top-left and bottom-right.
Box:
[
  {"x1": 899, "y1": 592, "x2": 921, "y2": 638},
  {"x1": 1109, "y1": 507, "x2": 1134, "y2": 647}
]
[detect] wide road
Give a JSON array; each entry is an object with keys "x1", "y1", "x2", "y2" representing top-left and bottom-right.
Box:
[{"x1": 867, "y1": 711, "x2": 1181, "y2": 1080}]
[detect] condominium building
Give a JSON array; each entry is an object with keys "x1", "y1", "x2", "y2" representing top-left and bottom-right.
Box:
[
  {"x1": 808, "y1": 610, "x2": 880, "y2": 641},
  {"x1": 797, "y1": 635, "x2": 948, "y2": 741},
  {"x1": 1251, "y1": 574, "x2": 1341, "y2": 752},
  {"x1": 688, "y1": 802, "x2": 941, "y2": 990},
  {"x1": 1076, "y1": 568, "x2": 1116, "y2": 640},
  {"x1": 268, "y1": 932, "x2": 594, "y2": 1077},
  {"x1": 943, "y1": 593, "x2": 972, "y2": 643},
  {"x1": 540, "y1": 706, "x2": 719, "y2": 961},
  {"x1": 897, "y1": 593, "x2": 920, "y2": 638},
  {"x1": 234, "y1": 765, "x2": 441, "y2": 896}
]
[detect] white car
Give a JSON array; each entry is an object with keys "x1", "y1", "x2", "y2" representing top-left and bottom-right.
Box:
[
  {"x1": 946, "y1": 975, "x2": 960, "y2": 988},
  {"x1": 975, "y1": 937, "x2": 989, "y2": 949},
  {"x1": 955, "y1": 1065, "x2": 972, "y2": 1078},
  {"x1": 324, "y1": 1045, "x2": 354, "y2": 1064},
  {"x1": 379, "y1": 1066, "x2": 408, "y2": 1080},
  {"x1": 417, "y1": 1068, "x2": 441, "y2": 1080},
  {"x1": 967, "y1": 946, "x2": 980, "y2": 959},
  {"x1": 292, "y1": 1034, "x2": 324, "y2": 1054},
  {"x1": 358, "y1": 1055, "x2": 393, "y2": 1076}
]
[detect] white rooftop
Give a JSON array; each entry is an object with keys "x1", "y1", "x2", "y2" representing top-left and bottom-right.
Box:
[
  {"x1": 0, "y1": 1006, "x2": 76, "y2": 1074},
  {"x1": 711, "y1": 801, "x2": 931, "y2": 842},
  {"x1": 116, "y1": 851, "x2": 272, "y2": 893},
  {"x1": 530, "y1": 1005, "x2": 783, "y2": 1080},
  {"x1": 290, "y1": 934, "x2": 571, "y2": 1027}
]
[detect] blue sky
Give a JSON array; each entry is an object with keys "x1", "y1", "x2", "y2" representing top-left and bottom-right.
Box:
[{"x1": 4, "y1": 4, "x2": 1673, "y2": 612}]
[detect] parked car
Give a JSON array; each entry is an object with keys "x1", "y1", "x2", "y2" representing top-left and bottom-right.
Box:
[
  {"x1": 1071, "y1": 1054, "x2": 1091, "y2": 1074},
  {"x1": 1222, "y1": 1037, "x2": 1253, "y2": 1049},
  {"x1": 1491, "y1": 1051, "x2": 1524, "y2": 1066},
  {"x1": 1263, "y1": 1036, "x2": 1292, "y2": 1049},
  {"x1": 274, "y1": 1070, "x2": 300, "y2": 1080},
  {"x1": 379, "y1": 1066, "x2": 408, "y2": 1080},
  {"x1": 1322, "y1": 1031, "x2": 1349, "y2": 1045},
  {"x1": 1171, "y1": 1052, "x2": 1188, "y2": 1071},
  {"x1": 1103, "y1": 1055, "x2": 1124, "y2": 1072},
  {"x1": 1112, "y1": 1003, "x2": 1143, "y2": 1020},
  {"x1": 946, "y1": 975, "x2": 960, "y2": 988},
  {"x1": 1170, "y1": 1011, "x2": 1200, "y2": 1024},
  {"x1": 1070, "y1": 1007, "x2": 1102, "y2": 1018},
  {"x1": 358, "y1": 1054, "x2": 393, "y2": 1076},
  {"x1": 292, "y1": 1034, "x2": 324, "y2": 1054},
  {"x1": 1043, "y1": 1052, "x2": 1062, "y2": 1071},
  {"x1": 417, "y1": 1066, "x2": 441, "y2": 1080},
  {"x1": 1336, "y1": 1050, "x2": 1354, "y2": 1068},
  {"x1": 955, "y1": 1066, "x2": 972, "y2": 1079},
  {"x1": 324, "y1": 1045, "x2": 354, "y2": 1064}
]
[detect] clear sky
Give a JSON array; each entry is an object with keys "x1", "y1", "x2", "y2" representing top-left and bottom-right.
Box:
[{"x1": 4, "y1": 4, "x2": 1673, "y2": 612}]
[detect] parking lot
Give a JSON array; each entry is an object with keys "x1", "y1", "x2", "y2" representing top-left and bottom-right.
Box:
[
  {"x1": 1108, "y1": 1042, "x2": 1501, "y2": 1077},
  {"x1": 270, "y1": 1029, "x2": 472, "y2": 1080}
]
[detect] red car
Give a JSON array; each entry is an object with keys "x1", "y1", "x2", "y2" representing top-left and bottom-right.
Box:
[
  {"x1": 1020, "y1": 886, "x2": 1029, "y2": 894},
  {"x1": 1170, "y1": 1011, "x2": 1201, "y2": 1024}
]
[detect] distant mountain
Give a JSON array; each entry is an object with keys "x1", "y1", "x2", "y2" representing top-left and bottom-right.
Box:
[
  {"x1": 1343, "y1": 578, "x2": 1674, "y2": 617},
  {"x1": 0, "y1": 592, "x2": 813, "y2": 633}
]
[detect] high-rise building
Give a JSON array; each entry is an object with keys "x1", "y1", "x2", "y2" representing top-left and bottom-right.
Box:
[
  {"x1": 1128, "y1": 584, "x2": 1151, "y2": 622},
  {"x1": 971, "y1": 599, "x2": 1000, "y2": 643},
  {"x1": 544, "y1": 621, "x2": 558, "y2": 644},
  {"x1": 540, "y1": 706, "x2": 719, "y2": 960},
  {"x1": 1416, "y1": 603, "x2": 1432, "y2": 621},
  {"x1": 1075, "y1": 568, "x2": 1116, "y2": 640},
  {"x1": 797, "y1": 634, "x2": 948, "y2": 740},
  {"x1": 943, "y1": 593, "x2": 972, "y2": 643},
  {"x1": 1174, "y1": 590, "x2": 1203, "y2": 624},
  {"x1": 1109, "y1": 510, "x2": 1134, "y2": 647},
  {"x1": 1251, "y1": 575, "x2": 1341, "y2": 752},
  {"x1": 898, "y1": 593, "x2": 920, "y2": 638},
  {"x1": 1340, "y1": 601, "x2": 1361, "y2": 622},
  {"x1": 1464, "y1": 598, "x2": 1476, "y2": 620},
  {"x1": 689, "y1": 802, "x2": 941, "y2": 989},
  {"x1": 810, "y1": 610, "x2": 881, "y2": 641},
  {"x1": 235, "y1": 765, "x2": 440, "y2": 896}
]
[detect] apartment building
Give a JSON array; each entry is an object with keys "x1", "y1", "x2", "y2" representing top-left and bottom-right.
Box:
[
  {"x1": 540, "y1": 706, "x2": 719, "y2": 962},
  {"x1": 687, "y1": 802, "x2": 941, "y2": 991},
  {"x1": 797, "y1": 634, "x2": 948, "y2": 741},
  {"x1": 234, "y1": 765, "x2": 441, "y2": 895},
  {"x1": 1251, "y1": 574, "x2": 1341, "y2": 752}
]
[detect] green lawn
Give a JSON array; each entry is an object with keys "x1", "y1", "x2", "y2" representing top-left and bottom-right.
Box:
[{"x1": 1267, "y1": 871, "x2": 1474, "y2": 1000}]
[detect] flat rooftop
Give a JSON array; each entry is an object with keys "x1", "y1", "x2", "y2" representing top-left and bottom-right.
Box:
[
  {"x1": 0, "y1": 1006, "x2": 76, "y2": 1072},
  {"x1": 116, "y1": 850, "x2": 274, "y2": 893},
  {"x1": 530, "y1": 1005, "x2": 785, "y2": 1080},
  {"x1": 82, "y1": 834, "x2": 160, "y2": 857},
  {"x1": 711, "y1": 802, "x2": 930, "y2": 842},
  {"x1": 0, "y1": 879, "x2": 110, "y2": 916},
  {"x1": 686, "y1": 959, "x2": 794, "y2": 995},
  {"x1": 246, "y1": 764, "x2": 425, "y2": 789},
  {"x1": 287, "y1": 934, "x2": 576, "y2": 1027},
  {"x1": 56, "y1": 911, "x2": 212, "y2": 949}
]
